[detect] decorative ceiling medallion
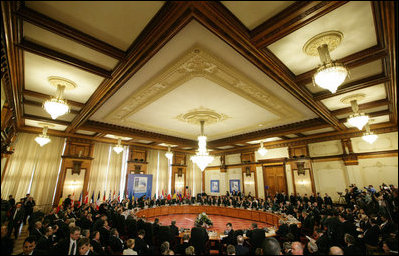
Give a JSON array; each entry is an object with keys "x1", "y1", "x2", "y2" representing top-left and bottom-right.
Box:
[
  {"x1": 303, "y1": 31, "x2": 344, "y2": 56},
  {"x1": 48, "y1": 76, "x2": 77, "y2": 90},
  {"x1": 104, "y1": 46, "x2": 302, "y2": 134},
  {"x1": 176, "y1": 106, "x2": 230, "y2": 125},
  {"x1": 340, "y1": 93, "x2": 366, "y2": 104}
]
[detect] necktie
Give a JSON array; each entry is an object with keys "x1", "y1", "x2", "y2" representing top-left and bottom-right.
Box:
[{"x1": 70, "y1": 241, "x2": 75, "y2": 255}]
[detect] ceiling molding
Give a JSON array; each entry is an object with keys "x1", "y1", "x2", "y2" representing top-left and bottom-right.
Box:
[
  {"x1": 251, "y1": 1, "x2": 349, "y2": 48},
  {"x1": 373, "y1": 1, "x2": 397, "y2": 124},
  {"x1": 337, "y1": 109, "x2": 390, "y2": 123},
  {"x1": 80, "y1": 120, "x2": 197, "y2": 148},
  {"x1": 212, "y1": 122, "x2": 397, "y2": 155},
  {"x1": 2, "y1": 1, "x2": 24, "y2": 128},
  {"x1": 14, "y1": 6, "x2": 125, "y2": 60},
  {"x1": 208, "y1": 118, "x2": 330, "y2": 147},
  {"x1": 23, "y1": 89, "x2": 84, "y2": 108},
  {"x1": 17, "y1": 125, "x2": 195, "y2": 154},
  {"x1": 17, "y1": 39, "x2": 112, "y2": 78},
  {"x1": 295, "y1": 133, "x2": 306, "y2": 138},
  {"x1": 313, "y1": 73, "x2": 390, "y2": 101},
  {"x1": 295, "y1": 45, "x2": 388, "y2": 85},
  {"x1": 192, "y1": 1, "x2": 345, "y2": 131},
  {"x1": 331, "y1": 99, "x2": 389, "y2": 116},
  {"x1": 65, "y1": 2, "x2": 193, "y2": 133}
]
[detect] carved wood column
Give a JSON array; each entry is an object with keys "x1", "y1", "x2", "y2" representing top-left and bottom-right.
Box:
[
  {"x1": 53, "y1": 137, "x2": 94, "y2": 207},
  {"x1": 341, "y1": 138, "x2": 358, "y2": 165}
]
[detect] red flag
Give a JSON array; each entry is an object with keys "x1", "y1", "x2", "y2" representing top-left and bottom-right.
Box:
[
  {"x1": 167, "y1": 194, "x2": 171, "y2": 200},
  {"x1": 103, "y1": 191, "x2": 106, "y2": 202},
  {"x1": 117, "y1": 191, "x2": 120, "y2": 202},
  {"x1": 113, "y1": 190, "x2": 116, "y2": 200},
  {"x1": 78, "y1": 192, "x2": 83, "y2": 207},
  {"x1": 71, "y1": 192, "x2": 75, "y2": 207},
  {"x1": 84, "y1": 191, "x2": 89, "y2": 205}
]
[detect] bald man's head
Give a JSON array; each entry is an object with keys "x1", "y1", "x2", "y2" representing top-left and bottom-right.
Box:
[
  {"x1": 329, "y1": 246, "x2": 344, "y2": 255},
  {"x1": 291, "y1": 242, "x2": 303, "y2": 255}
]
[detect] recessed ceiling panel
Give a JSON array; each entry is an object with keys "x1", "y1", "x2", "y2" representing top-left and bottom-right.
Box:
[
  {"x1": 222, "y1": 1, "x2": 294, "y2": 30},
  {"x1": 321, "y1": 84, "x2": 386, "y2": 111},
  {"x1": 75, "y1": 130, "x2": 97, "y2": 135},
  {"x1": 25, "y1": 119, "x2": 67, "y2": 131},
  {"x1": 104, "y1": 134, "x2": 132, "y2": 141},
  {"x1": 247, "y1": 137, "x2": 282, "y2": 144},
  {"x1": 268, "y1": 1, "x2": 377, "y2": 75},
  {"x1": 23, "y1": 22, "x2": 119, "y2": 70},
  {"x1": 24, "y1": 52, "x2": 104, "y2": 104},
  {"x1": 26, "y1": 1, "x2": 165, "y2": 51},
  {"x1": 301, "y1": 127, "x2": 335, "y2": 135},
  {"x1": 344, "y1": 115, "x2": 389, "y2": 128}
]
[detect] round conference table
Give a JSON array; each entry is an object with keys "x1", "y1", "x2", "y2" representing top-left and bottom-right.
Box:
[{"x1": 134, "y1": 204, "x2": 297, "y2": 228}]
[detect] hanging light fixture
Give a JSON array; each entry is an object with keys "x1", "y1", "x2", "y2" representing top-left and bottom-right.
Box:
[
  {"x1": 303, "y1": 31, "x2": 348, "y2": 93},
  {"x1": 191, "y1": 120, "x2": 214, "y2": 171},
  {"x1": 43, "y1": 77, "x2": 76, "y2": 119},
  {"x1": 113, "y1": 138, "x2": 123, "y2": 154},
  {"x1": 362, "y1": 122, "x2": 378, "y2": 144},
  {"x1": 34, "y1": 125, "x2": 51, "y2": 147},
  {"x1": 165, "y1": 145, "x2": 173, "y2": 161},
  {"x1": 341, "y1": 94, "x2": 369, "y2": 130},
  {"x1": 257, "y1": 141, "x2": 268, "y2": 156}
]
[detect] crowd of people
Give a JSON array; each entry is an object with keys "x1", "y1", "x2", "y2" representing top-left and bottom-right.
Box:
[{"x1": 1, "y1": 183, "x2": 397, "y2": 255}]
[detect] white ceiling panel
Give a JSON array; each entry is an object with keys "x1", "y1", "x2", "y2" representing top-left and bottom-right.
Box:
[
  {"x1": 26, "y1": 1, "x2": 165, "y2": 51},
  {"x1": 344, "y1": 115, "x2": 390, "y2": 128},
  {"x1": 104, "y1": 134, "x2": 132, "y2": 141},
  {"x1": 222, "y1": 1, "x2": 294, "y2": 30},
  {"x1": 75, "y1": 130, "x2": 97, "y2": 135},
  {"x1": 301, "y1": 127, "x2": 335, "y2": 135},
  {"x1": 335, "y1": 105, "x2": 388, "y2": 119},
  {"x1": 24, "y1": 52, "x2": 104, "y2": 104},
  {"x1": 25, "y1": 119, "x2": 67, "y2": 131},
  {"x1": 23, "y1": 22, "x2": 119, "y2": 70},
  {"x1": 321, "y1": 84, "x2": 386, "y2": 111},
  {"x1": 268, "y1": 1, "x2": 377, "y2": 75}
]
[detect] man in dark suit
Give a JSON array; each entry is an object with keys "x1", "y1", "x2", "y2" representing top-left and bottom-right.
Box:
[
  {"x1": 362, "y1": 218, "x2": 381, "y2": 246},
  {"x1": 109, "y1": 228, "x2": 124, "y2": 254},
  {"x1": 36, "y1": 226, "x2": 55, "y2": 253},
  {"x1": 8, "y1": 195, "x2": 16, "y2": 208},
  {"x1": 24, "y1": 197, "x2": 36, "y2": 225},
  {"x1": 324, "y1": 193, "x2": 333, "y2": 206},
  {"x1": 247, "y1": 223, "x2": 265, "y2": 251},
  {"x1": 337, "y1": 213, "x2": 356, "y2": 246},
  {"x1": 8, "y1": 202, "x2": 25, "y2": 239},
  {"x1": 55, "y1": 226, "x2": 81, "y2": 255},
  {"x1": 190, "y1": 223, "x2": 209, "y2": 255},
  {"x1": 63, "y1": 195, "x2": 72, "y2": 210},
  {"x1": 235, "y1": 235, "x2": 249, "y2": 255},
  {"x1": 30, "y1": 221, "x2": 44, "y2": 240},
  {"x1": 126, "y1": 214, "x2": 138, "y2": 239},
  {"x1": 135, "y1": 229, "x2": 150, "y2": 255},
  {"x1": 1, "y1": 225, "x2": 14, "y2": 255},
  {"x1": 169, "y1": 220, "x2": 179, "y2": 237},
  {"x1": 18, "y1": 236, "x2": 37, "y2": 255},
  {"x1": 222, "y1": 223, "x2": 235, "y2": 245}
]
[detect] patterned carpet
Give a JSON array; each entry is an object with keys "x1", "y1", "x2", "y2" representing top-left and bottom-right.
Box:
[{"x1": 147, "y1": 214, "x2": 272, "y2": 233}]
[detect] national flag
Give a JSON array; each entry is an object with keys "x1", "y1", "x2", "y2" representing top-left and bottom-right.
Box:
[
  {"x1": 172, "y1": 192, "x2": 177, "y2": 199},
  {"x1": 103, "y1": 191, "x2": 106, "y2": 202},
  {"x1": 57, "y1": 195, "x2": 63, "y2": 213},
  {"x1": 162, "y1": 189, "x2": 165, "y2": 199},
  {"x1": 91, "y1": 191, "x2": 95, "y2": 204},
  {"x1": 117, "y1": 191, "x2": 120, "y2": 202},
  {"x1": 71, "y1": 192, "x2": 75, "y2": 207},
  {"x1": 108, "y1": 190, "x2": 111, "y2": 202},
  {"x1": 78, "y1": 192, "x2": 83, "y2": 207},
  {"x1": 84, "y1": 191, "x2": 89, "y2": 205},
  {"x1": 167, "y1": 194, "x2": 171, "y2": 200},
  {"x1": 113, "y1": 190, "x2": 116, "y2": 200}
]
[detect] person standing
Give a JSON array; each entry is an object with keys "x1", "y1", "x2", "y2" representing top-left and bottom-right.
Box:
[
  {"x1": 8, "y1": 202, "x2": 25, "y2": 239},
  {"x1": 24, "y1": 196, "x2": 36, "y2": 225}
]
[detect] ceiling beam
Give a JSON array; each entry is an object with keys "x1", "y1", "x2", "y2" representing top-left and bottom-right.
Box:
[
  {"x1": 295, "y1": 46, "x2": 388, "y2": 85},
  {"x1": 18, "y1": 125, "x2": 195, "y2": 154},
  {"x1": 208, "y1": 118, "x2": 330, "y2": 147},
  {"x1": 23, "y1": 114, "x2": 70, "y2": 126},
  {"x1": 17, "y1": 40, "x2": 112, "y2": 78},
  {"x1": 80, "y1": 120, "x2": 197, "y2": 148},
  {"x1": 251, "y1": 1, "x2": 348, "y2": 48},
  {"x1": 331, "y1": 99, "x2": 389, "y2": 116},
  {"x1": 192, "y1": 1, "x2": 346, "y2": 131},
  {"x1": 1, "y1": 1, "x2": 24, "y2": 128},
  {"x1": 373, "y1": 1, "x2": 397, "y2": 124},
  {"x1": 14, "y1": 6, "x2": 125, "y2": 60},
  {"x1": 23, "y1": 89, "x2": 85, "y2": 108},
  {"x1": 313, "y1": 73, "x2": 390, "y2": 101},
  {"x1": 212, "y1": 122, "x2": 397, "y2": 155},
  {"x1": 23, "y1": 99, "x2": 80, "y2": 115},
  {"x1": 65, "y1": 1, "x2": 193, "y2": 133},
  {"x1": 295, "y1": 133, "x2": 306, "y2": 138},
  {"x1": 279, "y1": 136, "x2": 291, "y2": 140}
]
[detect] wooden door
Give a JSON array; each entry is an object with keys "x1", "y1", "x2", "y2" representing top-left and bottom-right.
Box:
[{"x1": 263, "y1": 165, "x2": 287, "y2": 196}]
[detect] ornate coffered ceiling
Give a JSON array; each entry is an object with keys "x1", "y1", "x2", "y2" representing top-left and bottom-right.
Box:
[{"x1": 1, "y1": 1, "x2": 397, "y2": 153}]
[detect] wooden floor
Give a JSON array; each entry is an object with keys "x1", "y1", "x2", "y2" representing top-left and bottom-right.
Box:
[
  {"x1": 11, "y1": 223, "x2": 28, "y2": 255},
  {"x1": 147, "y1": 213, "x2": 272, "y2": 232}
]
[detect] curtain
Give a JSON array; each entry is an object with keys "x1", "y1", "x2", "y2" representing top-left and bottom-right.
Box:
[
  {"x1": 158, "y1": 149, "x2": 169, "y2": 196},
  {"x1": 106, "y1": 148, "x2": 123, "y2": 197},
  {"x1": 87, "y1": 142, "x2": 110, "y2": 200},
  {"x1": 147, "y1": 149, "x2": 159, "y2": 198},
  {"x1": 1, "y1": 133, "x2": 64, "y2": 207}
]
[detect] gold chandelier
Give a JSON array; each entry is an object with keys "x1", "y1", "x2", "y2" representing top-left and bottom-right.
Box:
[
  {"x1": 165, "y1": 145, "x2": 174, "y2": 161},
  {"x1": 43, "y1": 77, "x2": 76, "y2": 120},
  {"x1": 34, "y1": 125, "x2": 51, "y2": 147},
  {"x1": 362, "y1": 122, "x2": 378, "y2": 144},
  {"x1": 341, "y1": 94, "x2": 369, "y2": 130},
  {"x1": 113, "y1": 138, "x2": 123, "y2": 154},
  {"x1": 257, "y1": 141, "x2": 268, "y2": 156},
  {"x1": 190, "y1": 120, "x2": 214, "y2": 171},
  {"x1": 303, "y1": 31, "x2": 348, "y2": 94}
]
